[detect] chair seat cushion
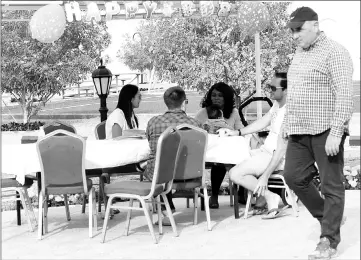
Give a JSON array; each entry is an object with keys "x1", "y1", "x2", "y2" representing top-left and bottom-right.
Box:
[
  {"x1": 172, "y1": 178, "x2": 202, "y2": 190},
  {"x1": 104, "y1": 181, "x2": 164, "y2": 197},
  {"x1": 46, "y1": 179, "x2": 93, "y2": 195},
  {"x1": 1, "y1": 177, "x2": 34, "y2": 188}
]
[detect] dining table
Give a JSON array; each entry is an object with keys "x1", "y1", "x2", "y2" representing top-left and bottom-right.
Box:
[{"x1": 2, "y1": 134, "x2": 251, "y2": 185}]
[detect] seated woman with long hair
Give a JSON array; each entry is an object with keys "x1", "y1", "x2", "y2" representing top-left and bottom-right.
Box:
[
  {"x1": 105, "y1": 84, "x2": 142, "y2": 139},
  {"x1": 195, "y1": 82, "x2": 243, "y2": 209}
]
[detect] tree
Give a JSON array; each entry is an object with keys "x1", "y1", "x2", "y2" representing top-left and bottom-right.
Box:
[
  {"x1": 118, "y1": 2, "x2": 296, "y2": 96},
  {"x1": 1, "y1": 10, "x2": 111, "y2": 123}
]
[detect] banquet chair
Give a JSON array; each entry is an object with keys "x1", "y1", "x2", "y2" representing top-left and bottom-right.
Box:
[
  {"x1": 42, "y1": 120, "x2": 76, "y2": 135},
  {"x1": 80, "y1": 121, "x2": 107, "y2": 214},
  {"x1": 171, "y1": 124, "x2": 211, "y2": 231},
  {"x1": 233, "y1": 170, "x2": 299, "y2": 219},
  {"x1": 101, "y1": 126, "x2": 181, "y2": 244},
  {"x1": 1, "y1": 176, "x2": 37, "y2": 232},
  {"x1": 91, "y1": 120, "x2": 145, "y2": 214},
  {"x1": 36, "y1": 129, "x2": 97, "y2": 240},
  {"x1": 41, "y1": 120, "x2": 76, "y2": 217}
]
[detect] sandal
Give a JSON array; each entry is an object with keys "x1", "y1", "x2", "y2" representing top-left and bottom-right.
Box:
[
  {"x1": 261, "y1": 205, "x2": 290, "y2": 220},
  {"x1": 209, "y1": 196, "x2": 219, "y2": 209}
]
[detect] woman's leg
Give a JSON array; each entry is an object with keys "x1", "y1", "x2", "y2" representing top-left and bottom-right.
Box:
[{"x1": 210, "y1": 164, "x2": 227, "y2": 199}]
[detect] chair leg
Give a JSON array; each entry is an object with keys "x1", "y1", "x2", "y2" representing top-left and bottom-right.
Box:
[
  {"x1": 64, "y1": 194, "x2": 71, "y2": 221},
  {"x1": 161, "y1": 193, "x2": 178, "y2": 237},
  {"x1": 93, "y1": 189, "x2": 98, "y2": 231},
  {"x1": 233, "y1": 184, "x2": 240, "y2": 219},
  {"x1": 23, "y1": 188, "x2": 37, "y2": 230},
  {"x1": 243, "y1": 190, "x2": 252, "y2": 219},
  {"x1": 203, "y1": 187, "x2": 212, "y2": 231},
  {"x1": 156, "y1": 196, "x2": 163, "y2": 235},
  {"x1": 16, "y1": 191, "x2": 21, "y2": 226},
  {"x1": 229, "y1": 179, "x2": 233, "y2": 207},
  {"x1": 286, "y1": 186, "x2": 299, "y2": 217},
  {"x1": 101, "y1": 195, "x2": 113, "y2": 243},
  {"x1": 124, "y1": 199, "x2": 134, "y2": 236},
  {"x1": 100, "y1": 175, "x2": 107, "y2": 212},
  {"x1": 81, "y1": 194, "x2": 86, "y2": 214},
  {"x1": 88, "y1": 190, "x2": 94, "y2": 238},
  {"x1": 193, "y1": 188, "x2": 198, "y2": 225},
  {"x1": 98, "y1": 177, "x2": 102, "y2": 213},
  {"x1": 18, "y1": 188, "x2": 34, "y2": 232},
  {"x1": 139, "y1": 198, "x2": 158, "y2": 244},
  {"x1": 37, "y1": 192, "x2": 44, "y2": 240},
  {"x1": 44, "y1": 194, "x2": 49, "y2": 234},
  {"x1": 186, "y1": 198, "x2": 190, "y2": 208}
]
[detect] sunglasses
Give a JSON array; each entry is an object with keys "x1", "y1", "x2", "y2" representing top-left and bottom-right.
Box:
[{"x1": 266, "y1": 84, "x2": 284, "y2": 92}]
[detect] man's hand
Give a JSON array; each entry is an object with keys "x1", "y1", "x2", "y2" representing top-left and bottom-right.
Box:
[
  {"x1": 253, "y1": 175, "x2": 269, "y2": 197},
  {"x1": 216, "y1": 128, "x2": 238, "y2": 137},
  {"x1": 325, "y1": 134, "x2": 342, "y2": 156},
  {"x1": 280, "y1": 124, "x2": 288, "y2": 140}
]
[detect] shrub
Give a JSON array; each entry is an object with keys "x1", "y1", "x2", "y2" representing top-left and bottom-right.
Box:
[
  {"x1": 1, "y1": 121, "x2": 45, "y2": 131},
  {"x1": 343, "y1": 166, "x2": 360, "y2": 190}
]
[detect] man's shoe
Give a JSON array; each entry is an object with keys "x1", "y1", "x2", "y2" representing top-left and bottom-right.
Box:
[{"x1": 308, "y1": 237, "x2": 337, "y2": 260}]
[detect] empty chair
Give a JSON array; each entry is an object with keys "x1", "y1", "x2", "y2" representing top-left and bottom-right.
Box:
[
  {"x1": 101, "y1": 126, "x2": 181, "y2": 244},
  {"x1": 41, "y1": 121, "x2": 77, "y2": 217},
  {"x1": 1, "y1": 176, "x2": 37, "y2": 232},
  {"x1": 36, "y1": 129, "x2": 97, "y2": 240},
  {"x1": 172, "y1": 124, "x2": 211, "y2": 231},
  {"x1": 90, "y1": 120, "x2": 145, "y2": 215}
]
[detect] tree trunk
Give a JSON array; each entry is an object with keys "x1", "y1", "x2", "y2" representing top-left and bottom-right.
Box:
[
  {"x1": 21, "y1": 104, "x2": 29, "y2": 124},
  {"x1": 148, "y1": 65, "x2": 156, "y2": 94}
]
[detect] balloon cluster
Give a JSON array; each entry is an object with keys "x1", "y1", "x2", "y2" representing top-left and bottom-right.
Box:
[
  {"x1": 237, "y1": 2, "x2": 270, "y2": 38},
  {"x1": 30, "y1": 4, "x2": 66, "y2": 43}
]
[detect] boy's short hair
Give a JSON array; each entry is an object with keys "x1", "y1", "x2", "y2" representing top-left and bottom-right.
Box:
[{"x1": 163, "y1": 86, "x2": 186, "y2": 109}]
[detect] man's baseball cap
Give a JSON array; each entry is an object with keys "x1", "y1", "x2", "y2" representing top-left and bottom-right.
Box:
[{"x1": 287, "y1": 7, "x2": 318, "y2": 29}]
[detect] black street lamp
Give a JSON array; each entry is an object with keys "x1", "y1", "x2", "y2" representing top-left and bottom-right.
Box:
[{"x1": 92, "y1": 58, "x2": 113, "y2": 122}]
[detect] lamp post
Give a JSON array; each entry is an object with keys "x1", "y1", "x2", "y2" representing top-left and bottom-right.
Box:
[{"x1": 92, "y1": 58, "x2": 113, "y2": 122}]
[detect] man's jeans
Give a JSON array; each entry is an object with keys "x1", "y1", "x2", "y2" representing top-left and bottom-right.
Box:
[{"x1": 283, "y1": 129, "x2": 346, "y2": 249}]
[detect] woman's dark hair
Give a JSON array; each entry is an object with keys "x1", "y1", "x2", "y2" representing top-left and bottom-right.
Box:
[
  {"x1": 116, "y1": 84, "x2": 139, "y2": 129},
  {"x1": 275, "y1": 72, "x2": 287, "y2": 89},
  {"x1": 201, "y1": 82, "x2": 235, "y2": 119}
]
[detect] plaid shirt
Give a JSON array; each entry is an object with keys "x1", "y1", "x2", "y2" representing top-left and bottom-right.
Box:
[
  {"x1": 285, "y1": 32, "x2": 354, "y2": 138},
  {"x1": 144, "y1": 109, "x2": 201, "y2": 180}
]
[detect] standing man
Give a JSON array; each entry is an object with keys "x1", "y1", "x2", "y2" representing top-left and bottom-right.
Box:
[{"x1": 283, "y1": 7, "x2": 353, "y2": 260}]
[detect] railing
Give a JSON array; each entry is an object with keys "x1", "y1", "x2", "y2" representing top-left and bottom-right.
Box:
[{"x1": 61, "y1": 72, "x2": 146, "y2": 99}]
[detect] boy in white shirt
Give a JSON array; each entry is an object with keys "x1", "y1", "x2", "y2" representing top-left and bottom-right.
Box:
[{"x1": 220, "y1": 72, "x2": 288, "y2": 219}]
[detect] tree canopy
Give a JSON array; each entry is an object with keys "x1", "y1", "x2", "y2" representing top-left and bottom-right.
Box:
[
  {"x1": 1, "y1": 10, "x2": 111, "y2": 122},
  {"x1": 118, "y1": 2, "x2": 296, "y2": 95}
]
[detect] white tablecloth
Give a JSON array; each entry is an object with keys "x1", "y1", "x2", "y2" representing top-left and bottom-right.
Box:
[{"x1": 2, "y1": 135, "x2": 250, "y2": 185}]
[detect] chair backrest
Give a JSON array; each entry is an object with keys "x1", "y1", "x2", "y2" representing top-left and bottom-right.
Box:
[
  {"x1": 43, "y1": 121, "x2": 76, "y2": 136},
  {"x1": 174, "y1": 124, "x2": 208, "y2": 180},
  {"x1": 94, "y1": 121, "x2": 106, "y2": 140},
  {"x1": 36, "y1": 130, "x2": 87, "y2": 196},
  {"x1": 150, "y1": 126, "x2": 181, "y2": 194}
]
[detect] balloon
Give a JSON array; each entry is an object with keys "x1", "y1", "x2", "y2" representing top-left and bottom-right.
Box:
[
  {"x1": 30, "y1": 4, "x2": 66, "y2": 43},
  {"x1": 238, "y1": 2, "x2": 270, "y2": 38}
]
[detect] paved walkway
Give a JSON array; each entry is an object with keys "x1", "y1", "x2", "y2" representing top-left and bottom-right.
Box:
[{"x1": 2, "y1": 191, "x2": 360, "y2": 259}]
